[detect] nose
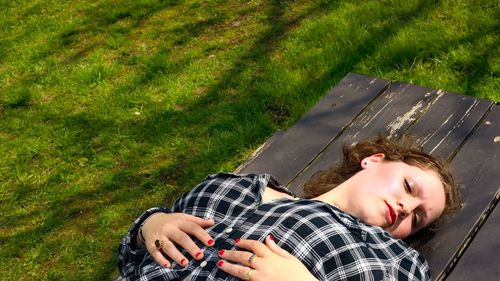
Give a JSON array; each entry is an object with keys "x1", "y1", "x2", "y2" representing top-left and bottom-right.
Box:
[{"x1": 397, "y1": 198, "x2": 414, "y2": 218}]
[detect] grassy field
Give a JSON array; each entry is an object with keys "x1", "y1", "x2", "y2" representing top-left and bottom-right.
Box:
[{"x1": 0, "y1": 0, "x2": 498, "y2": 280}]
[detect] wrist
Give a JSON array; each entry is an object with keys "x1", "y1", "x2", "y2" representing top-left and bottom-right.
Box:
[{"x1": 138, "y1": 212, "x2": 164, "y2": 246}]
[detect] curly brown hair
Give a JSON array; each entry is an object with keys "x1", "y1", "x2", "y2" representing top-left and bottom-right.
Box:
[{"x1": 303, "y1": 135, "x2": 461, "y2": 241}]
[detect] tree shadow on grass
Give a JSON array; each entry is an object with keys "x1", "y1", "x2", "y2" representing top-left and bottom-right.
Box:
[
  {"x1": 2, "y1": 0, "x2": 225, "y2": 97},
  {"x1": 2, "y1": 2, "x2": 339, "y2": 279},
  {"x1": 372, "y1": 5, "x2": 499, "y2": 100}
]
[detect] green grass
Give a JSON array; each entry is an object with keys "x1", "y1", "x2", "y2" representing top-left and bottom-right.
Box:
[{"x1": 0, "y1": 0, "x2": 498, "y2": 280}]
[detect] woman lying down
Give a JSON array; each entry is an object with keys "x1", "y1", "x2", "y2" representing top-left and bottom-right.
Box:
[{"x1": 117, "y1": 135, "x2": 460, "y2": 281}]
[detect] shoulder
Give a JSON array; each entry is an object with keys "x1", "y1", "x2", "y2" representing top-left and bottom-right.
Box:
[
  {"x1": 200, "y1": 172, "x2": 272, "y2": 193},
  {"x1": 172, "y1": 172, "x2": 272, "y2": 211},
  {"x1": 364, "y1": 227, "x2": 431, "y2": 280},
  {"x1": 203, "y1": 172, "x2": 271, "y2": 186}
]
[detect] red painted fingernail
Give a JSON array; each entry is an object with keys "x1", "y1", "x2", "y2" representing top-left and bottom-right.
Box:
[
  {"x1": 269, "y1": 234, "x2": 274, "y2": 241},
  {"x1": 235, "y1": 238, "x2": 240, "y2": 243},
  {"x1": 208, "y1": 239, "x2": 214, "y2": 246},
  {"x1": 180, "y1": 258, "x2": 187, "y2": 265},
  {"x1": 195, "y1": 252, "x2": 202, "y2": 259},
  {"x1": 218, "y1": 249, "x2": 225, "y2": 256},
  {"x1": 217, "y1": 260, "x2": 224, "y2": 267},
  {"x1": 163, "y1": 263, "x2": 169, "y2": 268}
]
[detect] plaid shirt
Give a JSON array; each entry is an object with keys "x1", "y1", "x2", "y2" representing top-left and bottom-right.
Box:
[{"x1": 118, "y1": 173, "x2": 430, "y2": 281}]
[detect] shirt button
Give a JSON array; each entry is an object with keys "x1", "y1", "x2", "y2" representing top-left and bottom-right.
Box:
[
  {"x1": 200, "y1": 261, "x2": 207, "y2": 268},
  {"x1": 225, "y1": 227, "x2": 233, "y2": 234}
]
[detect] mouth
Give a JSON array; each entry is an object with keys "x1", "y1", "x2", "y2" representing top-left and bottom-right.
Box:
[{"x1": 385, "y1": 202, "x2": 397, "y2": 226}]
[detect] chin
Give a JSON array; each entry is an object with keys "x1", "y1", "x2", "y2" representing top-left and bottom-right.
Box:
[
  {"x1": 362, "y1": 218, "x2": 383, "y2": 228},
  {"x1": 390, "y1": 231, "x2": 408, "y2": 239}
]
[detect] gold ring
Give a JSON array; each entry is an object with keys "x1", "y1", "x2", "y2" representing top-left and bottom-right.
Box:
[
  {"x1": 244, "y1": 269, "x2": 254, "y2": 281},
  {"x1": 154, "y1": 239, "x2": 163, "y2": 249},
  {"x1": 248, "y1": 253, "x2": 256, "y2": 267}
]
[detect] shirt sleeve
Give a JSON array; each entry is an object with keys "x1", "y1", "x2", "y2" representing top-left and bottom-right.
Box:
[{"x1": 117, "y1": 206, "x2": 171, "y2": 278}]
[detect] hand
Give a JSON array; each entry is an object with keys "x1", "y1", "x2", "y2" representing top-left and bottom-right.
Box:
[
  {"x1": 217, "y1": 235, "x2": 318, "y2": 281},
  {"x1": 140, "y1": 213, "x2": 215, "y2": 268}
]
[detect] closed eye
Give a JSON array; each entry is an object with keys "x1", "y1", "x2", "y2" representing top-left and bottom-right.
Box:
[
  {"x1": 404, "y1": 178, "x2": 412, "y2": 194},
  {"x1": 412, "y1": 211, "x2": 420, "y2": 228}
]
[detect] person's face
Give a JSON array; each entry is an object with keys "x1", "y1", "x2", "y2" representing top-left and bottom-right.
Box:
[{"x1": 345, "y1": 153, "x2": 446, "y2": 239}]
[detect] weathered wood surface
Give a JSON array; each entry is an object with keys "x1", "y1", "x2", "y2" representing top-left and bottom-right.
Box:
[
  {"x1": 289, "y1": 83, "x2": 451, "y2": 195},
  {"x1": 238, "y1": 73, "x2": 500, "y2": 280},
  {"x1": 236, "y1": 73, "x2": 390, "y2": 184},
  {"x1": 433, "y1": 106, "x2": 500, "y2": 280},
  {"x1": 445, "y1": 194, "x2": 500, "y2": 281},
  {"x1": 391, "y1": 92, "x2": 495, "y2": 280},
  {"x1": 405, "y1": 92, "x2": 493, "y2": 160}
]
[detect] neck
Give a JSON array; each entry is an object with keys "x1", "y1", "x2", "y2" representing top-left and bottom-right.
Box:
[
  {"x1": 313, "y1": 187, "x2": 343, "y2": 210},
  {"x1": 312, "y1": 179, "x2": 353, "y2": 212}
]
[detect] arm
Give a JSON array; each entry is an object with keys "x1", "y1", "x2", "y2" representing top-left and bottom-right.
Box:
[
  {"x1": 217, "y1": 235, "x2": 319, "y2": 281},
  {"x1": 117, "y1": 206, "x2": 170, "y2": 277},
  {"x1": 117, "y1": 207, "x2": 214, "y2": 277},
  {"x1": 139, "y1": 212, "x2": 215, "y2": 268},
  {"x1": 118, "y1": 174, "x2": 222, "y2": 275}
]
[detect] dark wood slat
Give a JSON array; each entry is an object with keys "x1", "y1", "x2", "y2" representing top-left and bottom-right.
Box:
[
  {"x1": 406, "y1": 92, "x2": 493, "y2": 160},
  {"x1": 234, "y1": 130, "x2": 285, "y2": 173},
  {"x1": 424, "y1": 106, "x2": 500, "y2": 280},
  {"x1": 446, "y1": 196, "x2": 500, "y2": 281},
  {"x1": 289, "y1": 82, "x2": 443, "y2": 195},
  {"x1": 239, "y1": 73, "x2": 389, "y2": 184}
]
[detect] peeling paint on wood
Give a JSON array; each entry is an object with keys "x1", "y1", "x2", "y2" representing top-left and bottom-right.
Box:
[
  {"x1": 387, "y1": 100, "x2": 424, "y2": 137},
  {"x1": 428, "y1": 100, "x2": 481, "y2": 154},
  {"x1": 387, "y1": 90, "x2": 445, "y2": 138}
]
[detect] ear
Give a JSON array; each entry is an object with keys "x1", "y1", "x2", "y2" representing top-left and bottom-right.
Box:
[{"x1": 360, "y1": 153, "x2": 385, "y2": 169}]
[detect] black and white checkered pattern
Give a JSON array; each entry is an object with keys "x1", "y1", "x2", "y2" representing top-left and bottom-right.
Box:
[{"x1": 118, "y1": 173, "x2": 430, "y2": 280}]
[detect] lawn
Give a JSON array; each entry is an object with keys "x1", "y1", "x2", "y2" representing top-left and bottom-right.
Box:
[{"x1": 0, "y1": 0, "x2": 498, "y2": 280}]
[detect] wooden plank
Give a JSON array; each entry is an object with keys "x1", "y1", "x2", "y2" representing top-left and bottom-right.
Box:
[
  {"x1": 446, "y1": 196, "x2": 500, "y2": 281},
  {"x1": 239, "y1": 73, "x2": 390, "y2": 184},
  {"x1": 234, "y1": 130, "x2": 285, "y2": 173},
  {"x1": 289, "y1": 82, "x2": 444, "y2": 195},
  {"x1": 406, "y1": 92, "x2": 493, "y2": 160},
  {"x1": 424, "y1": 105, "x2": 500, "y2": 280}
]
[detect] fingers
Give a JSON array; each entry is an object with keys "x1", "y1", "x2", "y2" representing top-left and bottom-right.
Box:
[
  {"x1": 185, "y1": 214, "x2": 215, "y2": 228},
  {"x1": 142, "y1": 213, "x2": 215, "y2": 265},
  {"x1": 234, "y1": 238, "x2": 270, "y2": 257},
  {"x1": 147, "y1": 237, "x2": 193, "y2": 268},
  {"x1": 218, "y1": 249, "x2": 261, "y2": 268},
  {"x1": 217, "y1": 260, "x2": 257, "y2": 281},
  {"x1": 160, "y1": 238, "x2": 190, "y2": 267},
  {"x1": 264, "y1": 235, "x2": 291, "y2": 258},
  {"x1": 169, "y1": 229, "x2": 205, "y2": 260},
  {"x1": 148, "y1": 242, "x2": 171, "y2": 269},
  {"x1": 178, "y1": 219, "x2": 215, "y2": 248}
]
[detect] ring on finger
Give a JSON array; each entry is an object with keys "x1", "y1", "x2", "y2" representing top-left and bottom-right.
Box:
[
  {"x1": 244, "y1": 269, "x2": 254, "y2": 281},
  {"x1": 154, "y1": 239, "x2": 163, "y2": 249},
  {"x1": 248, "y1": 253, "x2": 257, "y2": 267}
]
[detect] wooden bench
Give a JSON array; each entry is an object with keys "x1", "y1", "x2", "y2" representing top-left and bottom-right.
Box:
[{"x1": 236, "y1": 73, "x2": 500, "y2": 281}]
